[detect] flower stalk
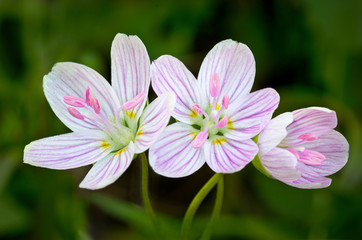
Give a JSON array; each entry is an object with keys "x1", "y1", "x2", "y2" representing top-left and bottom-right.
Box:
[{"x1": 181, "y1": 173, "x2": 223, "y2": 240}]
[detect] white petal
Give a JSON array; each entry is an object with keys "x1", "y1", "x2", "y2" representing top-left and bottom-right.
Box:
[
  {"x1": 151, "y1": 55, "x2": 207, "y2": 124},
  {"x1": 149, "y1": 123, "x2": 205, "y2": 178},
  {"x1": 198, "y1": 39, "x2": 255, "y2": 105},
  {"x1": 24, "y1": 132, "x2": 109, "y2": 169},
  {"x1": 284, "y1": 162, "x2": 332, "y2": 189},
  {"x1": 203, "y1": 137, "x2": 258, "y2": 173},
  {"x1": 134, "y1": 92, "x2": 176, "y2": 153},
  {"x1": 281, "y1": 107, "x2": 337, "y2": 146},
  {"x1": 79, "y1": 141, "x2": 135, "y2": 190},
  {"x1": 111, "y1": 34, "x2": 151, "y2": 121},
  {"x1": 259, "y1": 148, "x2": 301, "y2": 181},
  {"x1": 225, "y1": 88, "x2": 280, "y2": 141},
  {"x1": 258, "y1": 112, "x2": 293, "y2": 155},
  {"x1": 299, "y1": 130, "x2": 349, "y2": 177},
  {"x1": 44, "y1": 62, "x2": 120, "y2": 132}
]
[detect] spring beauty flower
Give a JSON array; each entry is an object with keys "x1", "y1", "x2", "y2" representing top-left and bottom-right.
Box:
[
  {"x1": 24, "y1": 34, "x2": 175, "y2": 189},
  {"x1": 149, "y1": 39, "x2": 280, "y2": 177},
  {"x1": 256, "y1": 107, "x2": 349, "y2": 188}
]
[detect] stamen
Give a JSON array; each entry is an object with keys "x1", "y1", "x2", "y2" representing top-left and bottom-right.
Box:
[
  {"x1": 192, "y1": 104, "x2": 203, "y2": 114},
  {"x1": 192, "y1": 130, "x2": 208, "y2": 148},
  {"x1": 217, "y1": 116, "x2": 228, "y2": 128},
  {"x1": 298, "y1": 150, "x2": 326, "y2": 165},
  {"x1": 209, "y1": 73, "x2": 220, "y2": 97},
  {"x1": 193, "y1": 104, "x2": 209, "y2": 121},
  {"x1": 67, "y1": 107, "x2": 84, "y2": 120},
  {"x1": 123, "y1": 92, "x2": 146, "y2": 110},
  {"x1": 298, "y1": 133, "x2": 318, "y2": 141},
  {"x1": 91, "y1": 97, "x2": 101, "y2": 114},
  {"x1": 63, "y1": 96, "x2": 86, "y2": 107},
  {"x1": 222, "y1": 95, "x2": 229, "y2": 109},
  {"x1": 86, "y1": 87, "x2": 92, "y2": 106}
]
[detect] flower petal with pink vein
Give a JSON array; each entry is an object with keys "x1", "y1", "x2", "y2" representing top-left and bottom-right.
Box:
[
  {"x1": 260, "y1": 147, "x2": 301, "y2": 181},
  {"x1": 44, "y1": 62, "x2": 120, "y2": 133},
  {"x1": 151, "y1": 55, "x2": 207, "y2": 124},
  {"x1": 225, "y1": 88, "x2": 280, "y2": 141},
  {"x1": 79, "y1": 141, "x2": 135, "y2": 190},
  {"x1": 299, "y1": 130, "x2": 349, "y2": 177},
  {"x1": 24, "y1": 132, "x2": 110, "y2": 169},
  {"x1": 111, "y1": 34, "x2": 150, "y2": 121},
  {"x1": 280, "y1": 107, "x2": 337, "y2": 147},
  {"x1": 258, "y1": 112, "x2": 293, "y2": 155},
  {"x1": 198, "y1": 39, "x2": 255, "y2": 104},
  {"x1": 149, "y1": 123, "x2": 205, "y2": 178},
  {"x1": 285, "y1": 162, "x2": 332, "y2": 189},
  {"x1": 134, "y1": 92, "x2": 176, "y2": 153},
  {"x1": 203, "y1": 138, "x2": 258, "y2": 173}
]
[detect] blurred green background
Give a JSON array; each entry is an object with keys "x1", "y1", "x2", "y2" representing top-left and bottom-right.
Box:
[{"x1": 1, "y1": 0, "x2": 361, "y2": 239}]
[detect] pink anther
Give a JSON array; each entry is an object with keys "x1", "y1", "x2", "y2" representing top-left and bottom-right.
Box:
[
  {"x1": 86, "y1": 87, "x2": 92, "y2": 106},
  {"x1": 298, "y1": 149, "x2": 326, "y2": 165},
  {"x1": 67, "y1": 107, "x2": 84, "y2": 120},
  {"x1": 209, "y1": 73, "x2": 220, "y2": 97},
  {"x1": 192, "y1": 104, "x2": 203, "y2": 114},
  {"x1": 123, "y1": 92, "x2": 146, "y2": 110},
  {"x1": 298, "y1": 133, "x2": 318, "y2": 141},
  {"x1": 63, "y1": 96, "x2": 85, "y2": 107},
  {"x1": 192, "y1": 131, "x2": 208, "y2": 148},
  {"x1": 91, "y1": 97, "x2": 101, "y2": 114},
  {"x1": 222, "y1": 95, "x2": 229, "y2": 109},
  {"x1": 217, "y1": 116, "x2": 228, "y2": 128}
]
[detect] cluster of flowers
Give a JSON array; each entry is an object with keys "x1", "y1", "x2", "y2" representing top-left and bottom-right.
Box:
[{"x1": 24, "y1": 34, "x2": 349, "y2": 190}]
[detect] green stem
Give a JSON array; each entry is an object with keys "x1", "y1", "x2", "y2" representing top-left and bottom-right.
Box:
[
  {"x1": 140, "y1": 152, "x2": 158, "y2": 234},
  {"x1": 181, "y1": 173, "x2": 223, "y2": 240},
  {"x1": 200, "y1": 175, "x2": 224, "y2": 240}
]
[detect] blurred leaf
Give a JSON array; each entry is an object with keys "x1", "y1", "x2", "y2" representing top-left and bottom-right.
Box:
[
  {"x1": 191, "y1": 215, "x2": 301, "y2": 240},
  {"x1": 90, "y1": 193, "x2": 181, "y2": 239},
  {"x1": 0, "y1": 194, "x2": 30, "y2": 236}
]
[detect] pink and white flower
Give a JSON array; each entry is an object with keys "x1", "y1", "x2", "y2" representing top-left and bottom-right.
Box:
[
  {"x1": 149, "y1": 39, "x2": 280, "y2": 177},
  {"x1": 256, "y1": 107, "x2": 349, "y2": 189},
  {"x1": 24, "y1": 34, "x2": 175, "y2": 190}
]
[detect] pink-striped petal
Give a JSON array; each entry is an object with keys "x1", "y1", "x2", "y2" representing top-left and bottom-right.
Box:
[
  {"x1": 198, "y1": 39, "x2": 255, "y2": 104},
  {"x1": 299, "y1": 130, "x2": 349, "y2": 177},
  {"x1": 280, "y1": 107, "x2": 337, "y2": 147},
  {"x1": 151, "y1": 55, "x2": 207, "y2": 124},
  {"x1": 258, "y1": 112, "x2": 293, "y2": 155},
  {"x1": 111, "y1": 34, "x2": 150, "y2": 121},
  {"x1": 24, "y1": 132, "x2": 110, "y2": 169},
  {"x1": 284, "y1": 162, "x2": 332, "y2": 189},
  {"x1": 203, "y1": 138, "x2": 258, "y2": 173},
  {"x1": 44, "y1": 62, "x2": 120, "y2": 132},
  {"x1": 134, "y1": 92, "x2": 176, "y2": 154},
  {"x1": 259, "y1": 148, "x2": 301, "y2": 181},
  {"x1": 225, "y1": 88, "x2": 280, "y2": 141},
  {"x1": 149, "y1": 123, "x2": 205, "y2": 177},
  {"x1": 79, "y1": 141, "x2": 135, "y2": 190}
]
